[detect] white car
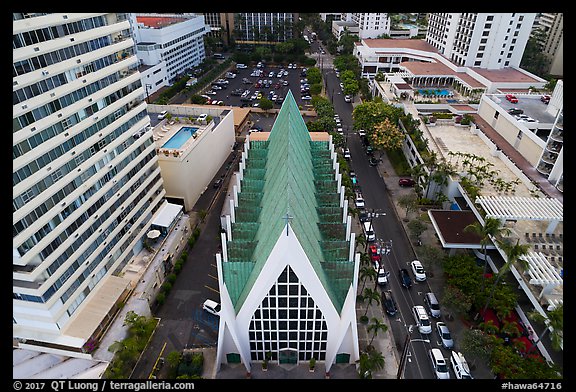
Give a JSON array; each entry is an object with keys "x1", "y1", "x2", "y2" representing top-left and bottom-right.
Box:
[
  {"x1": 436, "y1": 322, "x2": 454, "y2": 349},
  {"x1": 429, "y1": 348, "x2": 450, "y2": 379},
  {"x1": 344, "y1": 148, "x2": 351, "y2": 160},
  {"x1": 412, "y1": 305, "x2": 432, "y2": 335},
  {"x1": 411, "y1": 260, "x2": 426, "y2": 281},
  {"x1": 344, "y1": 95, "x2": 352, "y2": 103},
  {"x1": 355, "y1": 192, "x2": 365, "y2": 209},
  {"x1": 157, "y1": 110, "x2": 168, "y2": 120},
  {"x1": 202, "y1": 299, "x2": 221, "y2": 316}
]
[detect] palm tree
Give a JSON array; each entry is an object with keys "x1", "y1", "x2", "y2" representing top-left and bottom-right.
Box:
[
  {"x1": 356, "y1": 350, "x2": 385, "y2": 379},
  {"x1": 361, "y1": 287, "x2": 380, "y2": 318},
  {"x1": 359, "y1": 264, "x2": 377, "y2": 292},
  {"x1": 482, "y1": 238, "x2": 530, "y2": 314},
  {"x1": 367, "y1": 317, "x2": 389, "y2": 348},
  {"x1": 527, "y1": 305, "x2": 563, "y2": 353},
  {"x1": 464, "y1": 217, "x2": 511, "y2": 308},
  {"x1": 356, "y1": 234, "x2": 367, "y2": 254}
]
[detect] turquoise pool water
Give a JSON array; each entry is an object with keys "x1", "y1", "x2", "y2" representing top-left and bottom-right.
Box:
[
  {"x1": 419, "y1": 89, "x2": 451, "y2": 96},
  {"x1": 162, "y1": 126, "x2": 198, "y2": 149}
]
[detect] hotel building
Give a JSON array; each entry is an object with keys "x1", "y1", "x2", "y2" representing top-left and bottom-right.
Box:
[{"x1": 13, "y1": 12, "x2": 166, "y2": 355}]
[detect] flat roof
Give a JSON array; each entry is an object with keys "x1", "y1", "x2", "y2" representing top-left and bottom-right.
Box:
[
  {"x1": 152, "y1": 202, "x2": 183, "y2": 228},
  {"x1": 61, "y1": 275, "x2": 131, "y2": 340},
  {"x1": 471, "y1": 67, "x2": 544, "y2": 84},
  {"x1": 136, "y1": 15, "x2": 187, "y2": 28},
  {"x1": 428, "y1": 210, "x2": 485, "y2": 248}
]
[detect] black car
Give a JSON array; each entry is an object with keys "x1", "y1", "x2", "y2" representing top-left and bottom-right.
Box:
[
  {"x1": 369, "y1": 157, "x2": 380, "y2": 166},
  {"x1": 359, "y1": 209, "x2": 369, "y2": 223},
  {"x1": 381, "y1": 290, "x2": 398, "y2": 316},
  {"x1": 399, "y1": 268, "x2": 412, "y2": 288},
  {"x1": 213, "y1": 178, "x2": 223, "y2": 188}
]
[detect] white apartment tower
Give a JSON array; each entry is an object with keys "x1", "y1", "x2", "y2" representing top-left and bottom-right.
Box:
[
  {"x1": 535, "y1": 12, "x2": 563, "y2": 77},
  {"x1": 426, "y1": 13, "x2": 536, "y2": 69},
  {"x1": 342, "y1": 13, "x2": 391, "y2": 39},
  {"x1": 13, "y1": 13, "x2": 166, "y2": 354}
]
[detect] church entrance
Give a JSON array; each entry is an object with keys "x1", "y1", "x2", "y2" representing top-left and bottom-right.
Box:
[{"x1": 278, "y1": 348, "x2": 298, "y2": 364}]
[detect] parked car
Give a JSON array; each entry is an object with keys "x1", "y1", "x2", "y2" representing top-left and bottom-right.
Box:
[
  {"x1": 349, "y1": 170, "x2": 358, "y2": 187},
  {"x1": 355, "y1": 192, "x2": 365, "y2": 209},
  {"x1": 508, "y1": 108, "x2": 524, "y2": 115},
  {"x1": 424, "y1": 292, "x2": 441, "y2": 318},
  {"x1": 411, "y1": 260, "x2": 427, "y2": 281},
  {"x1": 202, "y1": 299, "x2": 221, "y2": 316},
  {"x1": 363, "y1": 221, "x2": 375, "y2": 242},
  {"x1": 541, "y1": 95, "x2": 551, "y2": 104},
  {"x1": 344, "y1": 148, "x2": 351, "y2": 160},
  {"x1": 236, "y1": 63, "x2": 247, "y2": 69},
  {"x1": 369, "y1": 157, "x2": 380, "y2": 167},
  {"x1": 450, "y1": 351, "x2": 473, "y2": 379},
  {"x1": 157, "y1": 110, "x2": 168, "y2": 120},
  {"x1": 412, "y1": 305, "x2": 432, "y2": 334},
  {"x1": 359, "y1": 209, "x2": 369, "y2": 223},
  {"x1": 399, "y1": 268, "x2": 412, "y2": 288},
  {"x1": 429, "y1": 348, "x2": 450, "y2": 379},
  {"x1": 377, "y1": 268, "x2": 390, "y2": 286},
  {"x1": 398, "y1": 178, "x2": 415, "y2": 187},
  {"x1": 369, "y1": 244, "x2": 381, "y2": 264},
  {"x1": 381, "y1": 290, "x2": 398, "y2": 316},
  {"x1": 344, "y1": 95, "x2": 352, "y2": 103},
  {"x1": 436, "y1": 322, "x2": 454, "y2": 349},
  {"x1": 505, "y1": 94, "x2": 518, "y2": 104}
]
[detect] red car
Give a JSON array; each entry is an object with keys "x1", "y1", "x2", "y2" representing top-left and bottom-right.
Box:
[
  {"x1": 398, "y1": 178, "x2": 415, "y2": 187},
  {"x1": 505, "y1": 94, "x2": 518, "y2": 104},
  {"x1": 369, "y1": 244, "x2": 381, "y2": 264}
]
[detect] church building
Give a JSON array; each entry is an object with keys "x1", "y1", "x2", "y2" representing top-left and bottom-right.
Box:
[{"x1": 214, "y1": 91, "x2": 360, "y2": 374}]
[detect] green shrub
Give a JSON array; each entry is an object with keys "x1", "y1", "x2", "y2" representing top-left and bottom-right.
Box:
[
  {"x1": 167, "y1": 273, "x2": 177, "y2": 284},
  {"x1": 161, "y1": 282, "x2": 172, "y2": 293}
]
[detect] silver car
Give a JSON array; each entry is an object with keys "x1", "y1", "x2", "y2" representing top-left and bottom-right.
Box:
[{"x1": 436, "y1": 322, "x2": 454, "y2": 349}]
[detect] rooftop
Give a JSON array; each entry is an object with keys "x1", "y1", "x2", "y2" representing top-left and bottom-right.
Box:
[{"x1": 136, "y1": 15, "x2": 187, "y2": 29}]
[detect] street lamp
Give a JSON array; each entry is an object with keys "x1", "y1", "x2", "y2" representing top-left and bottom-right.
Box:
[{"x1": 397, "y1": 326, "x2": 431, "y2": 379}]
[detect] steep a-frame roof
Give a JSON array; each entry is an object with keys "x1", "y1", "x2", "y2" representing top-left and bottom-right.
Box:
[{"x1": 223, "y1": 91, "x2": 354, "y2": 312}]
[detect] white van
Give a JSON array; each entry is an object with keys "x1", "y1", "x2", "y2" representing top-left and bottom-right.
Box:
[
  {"x1": 363, "y1": 221, "x2": 375, "y2": 242},
  {"x1": 412, "y1": 305, "x2": 432, "y2": 334},
  {"x1": 424, "y1": 292, "x2": 441, "y2": 318}
]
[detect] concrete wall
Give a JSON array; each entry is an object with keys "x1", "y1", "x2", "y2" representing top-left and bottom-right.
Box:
[{"x1": 477, "y1": 98, "x2": 544, "y2": 167}]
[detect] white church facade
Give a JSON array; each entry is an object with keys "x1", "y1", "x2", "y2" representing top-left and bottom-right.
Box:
[{"x1": 214, "y1": 91, "x2": 360, "y2": 374}]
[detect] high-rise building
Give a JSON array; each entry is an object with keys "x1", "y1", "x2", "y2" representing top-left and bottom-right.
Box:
[
  {"x1": 426, "y1": 13, "x2": 536, "y2": 69},
  {"x1": 342, "y1": 13, "x2": 391, "y2": 39},
  {"x1": 133, "y1": 13, "x2": 208, "y2": 85},
  {"x1": 214, "y1": 91, "x2": 360, "y2": 374},
  {"x1": 13, "y1": 13, "x2": 165, "y2": 355},
  {"x1": 534, "y1": 13, "x2": 563, "y2": 77},
  {"x1": 233, "y1": 13, "x2": 297, "y2": 46}
]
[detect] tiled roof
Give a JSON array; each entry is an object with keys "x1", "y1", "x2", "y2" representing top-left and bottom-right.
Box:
[{"x1": 223, "y1": 91, "x2": 353, "y2": 312}]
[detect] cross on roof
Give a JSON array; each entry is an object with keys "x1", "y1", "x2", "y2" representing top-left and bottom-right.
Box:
[{"x1": 282, "y1": 212, "x2": 293, "y2": 236}]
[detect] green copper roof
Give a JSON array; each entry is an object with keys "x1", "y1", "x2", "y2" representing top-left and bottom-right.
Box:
[{"x1": 222, "y1": 90, "x2": 354, "y2": 313}]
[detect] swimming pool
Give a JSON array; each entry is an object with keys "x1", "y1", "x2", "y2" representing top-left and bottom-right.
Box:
[
  {"x1": 161, "y1": 126, "x2": 198, "y2": 149},
  {"x1": 419, "y1": 89, "x2": 451, "y2": 96}
]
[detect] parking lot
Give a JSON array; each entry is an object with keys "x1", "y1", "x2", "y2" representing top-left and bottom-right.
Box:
[{"x1": 197, "y1": 62, "x2": 315, "y2": 111}]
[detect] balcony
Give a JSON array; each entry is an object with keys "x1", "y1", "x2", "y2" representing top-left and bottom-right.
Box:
[
  {"x1": 536, "y1": 162, "x2": 553, "y2": 175},
  {"x1": 549, "y1": 129, "x2": 563, "y2": 142},
  {"x1": 545, "y1": 141, "x2": 562, "y2": 154}
]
